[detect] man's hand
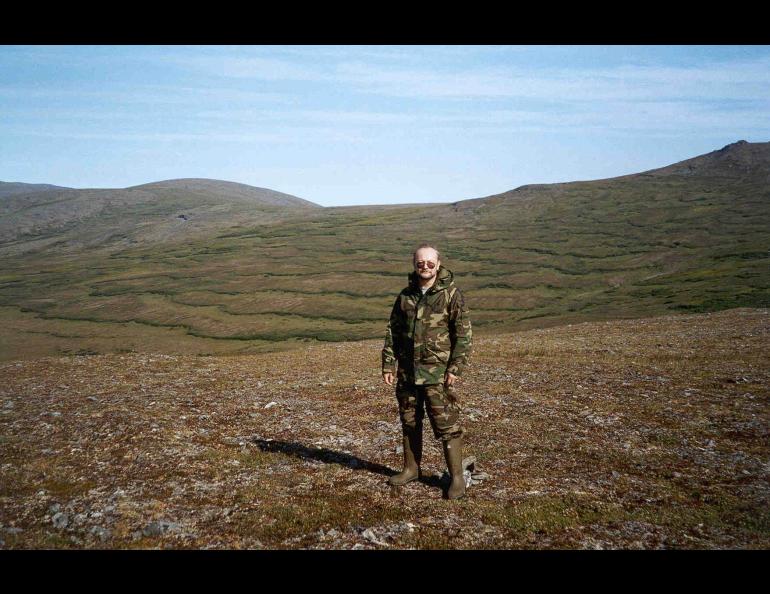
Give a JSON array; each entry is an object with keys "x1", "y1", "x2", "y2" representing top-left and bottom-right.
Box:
[
  {"x1": 445, "y1": 372, "x2": 458, "y2": 387},
  {"x1": 383, "y1": 371, "x2": 394, "y2": 386}
]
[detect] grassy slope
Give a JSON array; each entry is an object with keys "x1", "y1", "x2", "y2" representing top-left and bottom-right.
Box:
[{"x1": 0, "y1": 143, "x2": 767, "y2": 361}]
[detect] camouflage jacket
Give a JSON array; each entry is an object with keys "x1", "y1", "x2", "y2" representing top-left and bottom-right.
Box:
[{"x1": 382, "y1": 266, "x2": 473, "y2": 385}]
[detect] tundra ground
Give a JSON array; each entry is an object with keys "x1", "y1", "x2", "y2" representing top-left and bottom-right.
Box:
[{"x1": 1, "y1": 308, "x2": 768, "y2": 549}]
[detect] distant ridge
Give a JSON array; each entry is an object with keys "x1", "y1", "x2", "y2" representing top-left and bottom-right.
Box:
[
  {"x1": 0, "y1": 178, "x2": 320, "y2": 209},
  {"x1": 0, "y1": 177, "x2": 321, "y2": 253},
  {"x1": 641, "y1": 140, "x2": 770, "y2": 178},
  {"x1": 128, "y1": 178, "x2": 321, "y2": 209},
  {"x1": 0, "y1": 181, "x2": 72, "y2": 199},
  {"x1": 454, "y1": 140, "x2": 770, "y2": 208}
]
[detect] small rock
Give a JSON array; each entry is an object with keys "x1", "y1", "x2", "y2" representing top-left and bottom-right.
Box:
[
  {"x1": 142, "y1": 522, "x2": 163, "y2": 537},
  {"x1": 49, "y1": 503, "x2": 61, "y2": 514},
  {"x1": 52, "y1": 512, "x2": 69, "y2": 529},
  {"x1": 90, "y1": 526, "x2": 111, "y2": 542},
  {"x1": 142, "y1": 520, "x2": 181, "y2": 537},
  {"x1": 264, "y1": 402, "x2": 278, "y2": 409}
]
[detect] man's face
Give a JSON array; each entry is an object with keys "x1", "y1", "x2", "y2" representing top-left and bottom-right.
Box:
[{"x1": 414, "y1": 247, "x2": 440, "y2": 281}]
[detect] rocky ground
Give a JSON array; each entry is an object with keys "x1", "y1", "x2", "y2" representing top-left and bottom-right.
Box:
[{"x1": 1, "y1": 308, "x2": 768, "y2": 549}]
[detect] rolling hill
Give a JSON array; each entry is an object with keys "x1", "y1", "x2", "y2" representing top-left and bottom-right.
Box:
[
  {"x1": 0, "y1": 178, "x2": 321, "y2": 255},
  {"x1": 0, "y1": 141, "x2": 767, "y2": 361},
  {"x1": 0, "y1": 182, "x2": 72, "y2": 199}
]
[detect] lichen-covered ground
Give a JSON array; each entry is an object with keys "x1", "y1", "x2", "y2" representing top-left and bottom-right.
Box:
[{"x1": 1, "y1": 308, "x2": 768, "y2": 549}]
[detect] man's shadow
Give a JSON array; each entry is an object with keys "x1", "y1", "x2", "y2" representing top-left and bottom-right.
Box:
[{"x1": 250, "y1": 437, "x2": 444, "y2": 489}]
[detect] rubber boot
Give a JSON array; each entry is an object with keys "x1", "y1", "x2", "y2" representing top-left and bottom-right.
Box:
[
  {"x1": 442, "y1": 437, "x2": 466, "y2": 499},
  {"x1": 389, "y1": 427, "x2": 422, "y2": 486}
]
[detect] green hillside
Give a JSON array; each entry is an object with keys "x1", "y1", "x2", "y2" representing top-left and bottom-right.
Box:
[{"x1": 0, "y1": 141, "x2": 767, "y2": 360}]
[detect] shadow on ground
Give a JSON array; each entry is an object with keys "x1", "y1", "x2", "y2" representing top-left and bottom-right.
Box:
[{"x1": 250, "y1": 437, "x2": 444, "y2": 489}]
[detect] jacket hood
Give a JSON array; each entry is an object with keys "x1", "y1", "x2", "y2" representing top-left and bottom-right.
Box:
[{"x1": 408, "y1": 265, "x2": 454, "y2": 294}]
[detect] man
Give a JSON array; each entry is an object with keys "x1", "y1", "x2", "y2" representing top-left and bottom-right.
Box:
[{"x1": 382, "y1": 243, "x2": 473, "y2": 499}]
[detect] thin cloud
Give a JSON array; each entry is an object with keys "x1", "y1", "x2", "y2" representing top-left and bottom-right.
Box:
[
  {"x1": 171, "y1": 55, "x2": 329, "y2": 81},
  {"x1": 165, "y1": 49, "x2": 770, "y2": 105},
  {"x1": 336, "y1": 58, "x2": 770, "y2": 102},
  {"x1": 0, "y1": 85, "x2": 286, "y2": 105},
  {"x1": 11, "y1": 128, "x2": 367, "y2": 144}
]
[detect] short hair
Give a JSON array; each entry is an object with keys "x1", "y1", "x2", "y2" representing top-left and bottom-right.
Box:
[{"x1": 413, "y1": 242, "x2": 441, "y2": 263}]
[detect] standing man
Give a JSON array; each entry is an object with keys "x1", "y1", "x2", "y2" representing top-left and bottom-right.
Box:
[{"x1": 382, "y1": 243, "x2": 473, "y2": 499}]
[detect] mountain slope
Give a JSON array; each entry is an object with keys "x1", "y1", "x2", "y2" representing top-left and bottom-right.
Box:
[
  {"x1": 0, "y1": 178, "x2": 321, "y2": 254},
  {"x1": 0, "y1": 141, "x2": 767, "y2": 361},
  {"x1": 129, "y1": 178, "x2": 320, "y2": 208},
  {"x1": 642, "y1": 139, "x2": 770, "y2": 178},
  {"x1": 0, "y1": 181, "x2": 71, "y2": 199}
]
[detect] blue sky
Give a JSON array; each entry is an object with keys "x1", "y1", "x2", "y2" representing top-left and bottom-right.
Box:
[{"x1": 1, "y1": 45, "x2": 769, "y2": 206}]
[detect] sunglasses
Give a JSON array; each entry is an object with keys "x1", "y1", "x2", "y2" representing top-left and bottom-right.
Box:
[{"x1": 415, "y1": 261, "x2": 436, "y2": 269}]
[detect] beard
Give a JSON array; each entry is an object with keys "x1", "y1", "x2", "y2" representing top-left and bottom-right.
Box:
[{"x1": 416, "y1": 266, "x2": 438, "y2": 284}]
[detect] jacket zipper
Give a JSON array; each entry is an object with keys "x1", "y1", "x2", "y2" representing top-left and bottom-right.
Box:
[{"x1": 412, "y1": 288, "x2": 425, "y2": 345}]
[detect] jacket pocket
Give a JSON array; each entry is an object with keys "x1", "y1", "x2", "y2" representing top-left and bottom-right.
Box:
[{"x1": 423, "y1": 343, "x2": 449, "y2": 364}]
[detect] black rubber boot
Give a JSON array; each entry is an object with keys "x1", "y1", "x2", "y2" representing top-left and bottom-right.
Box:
[
  {"x1": 389, "y1": 427, "x2": 422, "y2": 486},
  {"x1": 442, "y1": 437, "x2": 466, "y2": 499}
]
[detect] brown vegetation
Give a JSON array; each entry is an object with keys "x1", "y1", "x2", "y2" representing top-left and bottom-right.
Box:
[{"x1": 1, "y1": 308, "x2": 768, "y2": 549}]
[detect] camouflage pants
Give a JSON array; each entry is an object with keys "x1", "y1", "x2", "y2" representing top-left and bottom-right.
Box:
[{"x1": 395, "y1": 381, "x2": 464, "y2": 442}]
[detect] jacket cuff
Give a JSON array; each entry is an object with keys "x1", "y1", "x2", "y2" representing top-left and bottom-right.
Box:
[
  {"x1": 382, "y1": 356, "x2": 396, "y2": 374},
  {"x1": 446, "y1": 362, "x2": 464, "y2": 377}
]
